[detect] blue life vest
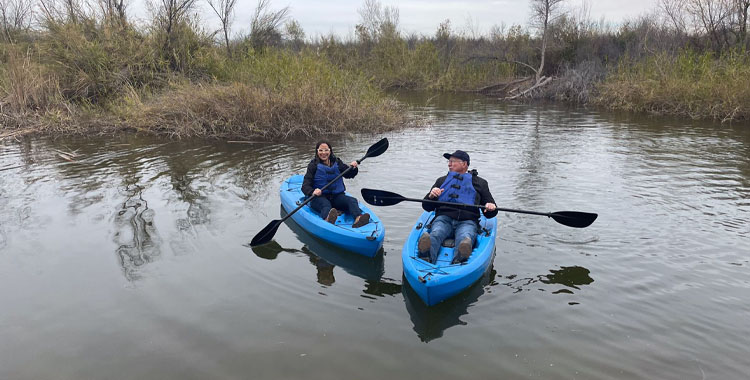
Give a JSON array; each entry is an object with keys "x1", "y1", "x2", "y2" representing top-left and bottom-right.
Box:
[
  {"x1": 437, "y1": 171, "x2": 477, "y2": 206},
  {"x1": 313, "y1": 162, "x2": 346, "y2": 195}
]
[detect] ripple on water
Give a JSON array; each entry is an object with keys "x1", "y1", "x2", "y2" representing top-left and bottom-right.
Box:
[{"x1": 2, "y1": 98, "x2": 750, "y2": 379}]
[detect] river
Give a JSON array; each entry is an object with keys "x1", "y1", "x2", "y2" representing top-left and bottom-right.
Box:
[{"x1": 1, "y1": 92, "x2": 748, "y2": 379}]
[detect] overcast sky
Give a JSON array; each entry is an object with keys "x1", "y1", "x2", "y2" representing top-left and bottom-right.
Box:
[{"x1": 134, "y1": 0, "x2": 659, "y2": 39}]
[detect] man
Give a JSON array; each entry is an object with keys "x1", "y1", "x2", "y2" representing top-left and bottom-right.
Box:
[{"x1": 419, "y1": 150, "x2": 497, "y2": 264}]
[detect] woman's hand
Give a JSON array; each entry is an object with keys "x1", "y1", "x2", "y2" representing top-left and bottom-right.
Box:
[
  {"x1": 349, "y1": 161, "x2": 358, "y2": 168},
  {"x1": 313, "y1": 189, "x2": 322, "y2": 196}
]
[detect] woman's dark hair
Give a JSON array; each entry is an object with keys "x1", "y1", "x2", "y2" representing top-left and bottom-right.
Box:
[{"x1": 315, "y1": 140, "x2": 333, "y2": 159}]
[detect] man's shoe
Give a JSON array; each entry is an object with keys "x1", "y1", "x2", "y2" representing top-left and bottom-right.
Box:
[
  {"x1": 417, "y1": 232, "x2": 431, "y2": 259},
  {"x1": 457, "y1": 237, "x2": 473, "y2": 262},
  {"x1": 352, "y1": 213, "x2": 370, "y2": 228},
  {"x1": 326, "y1": 208, "x2": 339, "y2": 224}
]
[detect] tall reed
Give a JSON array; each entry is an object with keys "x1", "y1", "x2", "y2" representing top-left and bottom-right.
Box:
[
  {"x1": 123, "y1": 51, "x2": 410, "y2": 138},
  {"x1": 595, "y1": 50, "x2": 750, "y2": 122}
]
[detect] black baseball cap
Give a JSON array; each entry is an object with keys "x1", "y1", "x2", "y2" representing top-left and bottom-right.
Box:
[{"x1": 443, "y1": 150, "x2": 470, "y2": 165}]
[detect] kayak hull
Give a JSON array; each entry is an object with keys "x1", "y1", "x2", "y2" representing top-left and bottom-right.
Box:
[
  {"x1": 402, "y1": 211, "x2": 497, "y2": 306},
  {"x1": 280, "y1": 175, "x2": 385, "y2": 257}
]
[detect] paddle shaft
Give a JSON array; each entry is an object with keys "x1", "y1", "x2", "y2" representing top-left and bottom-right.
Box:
[
  {"x1": 382, "y1": 195, "x2": 515, "y2": 213},
  {"x1": 360, "y1": 188, "x2": 597, "y2": 228},
  {"x1": 418, "y1": 198, "x2": 574, "y2": 218}
]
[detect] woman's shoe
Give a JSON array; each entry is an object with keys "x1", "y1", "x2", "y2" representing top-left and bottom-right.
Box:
[{"x1": 326, "y1": 208, "x2": 339, "y2": 224}]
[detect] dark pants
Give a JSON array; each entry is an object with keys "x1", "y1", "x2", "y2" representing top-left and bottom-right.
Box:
[{"x1": 310, "y1": 192, "x2": 362, "y2": 219}]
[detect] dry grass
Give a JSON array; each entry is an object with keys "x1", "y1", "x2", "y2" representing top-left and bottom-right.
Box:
[
  {"x1": 128, "y1": 81, "x2": 410, "y2": 139},
  {"x1": 1, "y1": 42, "x2": 414, "y2": 139},
  {"x1": 595, "y1": 51, "x2": 750, "y2": 122},
  {"x1": 1, "y1": 47, "x2": 63, "y2": 114}
]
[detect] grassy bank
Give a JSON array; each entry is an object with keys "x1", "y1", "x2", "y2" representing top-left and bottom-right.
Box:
[
  {"x1": 127, "y1": 53, "x2": 408, "y2": 138},
  {"x1": 315, "y1": 36, "x2": 518, "y2": 91},
  {"x1": 0, "y1": 17, "x2": 411, "y2": 139},
  {"x1": 594, "y1": 51, "x2": 750, "y2": 122},
  {"x1": 3, "y1": 0, "x2": 750, "y2": 137}
]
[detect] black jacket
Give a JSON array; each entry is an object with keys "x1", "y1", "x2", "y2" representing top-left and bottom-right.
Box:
[
  {"x1": 422, "y1": 169, "x2": 498, "y2": 221},
  {"x1": 301, "y1": 154, "x2": 358, "y2": 197}
]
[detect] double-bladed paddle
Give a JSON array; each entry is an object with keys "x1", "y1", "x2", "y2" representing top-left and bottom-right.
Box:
[
  {"x1": 360, "y1": 188, "x2": 597, "y2": 228},
  {"x1": 250, "y1": 138, "x2": 389, "y2": 246}
]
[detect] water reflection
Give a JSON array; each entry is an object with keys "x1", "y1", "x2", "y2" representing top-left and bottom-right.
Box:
[
  {"x1": 113, "y1": 183, "x2": 160, "y2": 281},
  {"x1": 361, "y1": 280, "x2": 402, "y2": 298},
  {"x1": 250, "y1": 240, "x2": 298, "y2": 260},
  {"x1": 250, "y1": 241, "x2": 338, "y2": 286},
  {"x1": 166, "y1": 160, "x2": 211, "y2": 231},
  {"x1": 249, "y1": 207, "x2": 401, "y2": 297},
  {"x1": 390, "y1": 90, "x2": 502, "y2": 114},
  {"x1": 403, "y1": 266, "x2": 497, "y2": 343},
  {"x1": 513, "y1": 110, "x2": 548, "y2": 204},
  {"x1": 502, "y1": 265, "x2": 594, "y2": 301},
  {"x1": 280, "y1": 206, "x2": 385, "y2": 281},
  {"x1": 540, "y1": 265, "x2": 594, "y2": 290}
]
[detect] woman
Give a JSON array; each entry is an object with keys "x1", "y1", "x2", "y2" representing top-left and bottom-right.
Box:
[{"x1": 301, "y1": 140, "x2": 370, "y2": 228}]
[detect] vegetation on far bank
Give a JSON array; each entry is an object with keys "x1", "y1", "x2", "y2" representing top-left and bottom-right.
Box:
[
  {"x1": 0, "y1": 0, "x2": 412, "y2": 139},
  {"x1": 595, "y1": 50, "x2": 750, "y2": 122},
  {"x1": 1, "y1": 0, "x2": 749, "y2": 140}
]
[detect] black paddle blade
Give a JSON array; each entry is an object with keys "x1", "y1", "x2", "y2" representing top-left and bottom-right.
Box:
[
  {"x1": 250, "y1": 219, "x2": 283, "y2": 246},
  {"x1": 365, "y1": 138, "x2": 389, "y2": 159},
  {"x1": 549, "y1": 211, "x2": 598, "y2": 228},
  {"x1": 361, "y1": 188, "x2": 405, "y2": 206}
]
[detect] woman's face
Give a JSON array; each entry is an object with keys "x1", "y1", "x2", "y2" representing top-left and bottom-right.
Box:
[{"x1": 317, "y1": 143, "x2": 331, "y2": 161}]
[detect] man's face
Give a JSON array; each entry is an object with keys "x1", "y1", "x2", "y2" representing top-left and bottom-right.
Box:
[{"x1": 448, "y1": 157, "x2": 467, "y2": 172}]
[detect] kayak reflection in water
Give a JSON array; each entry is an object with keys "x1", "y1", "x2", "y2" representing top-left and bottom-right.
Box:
[{"x1": 302, "y1": 140, "x2": 370, "y2": 228}]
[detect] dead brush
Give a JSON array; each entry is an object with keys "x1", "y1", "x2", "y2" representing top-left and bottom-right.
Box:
[
  {"x1": 131, "y1": 81, "x2": 409, "y2": 139},
  {"x1": 1, "y1": 47, "x2": 63, "y2": 113}
]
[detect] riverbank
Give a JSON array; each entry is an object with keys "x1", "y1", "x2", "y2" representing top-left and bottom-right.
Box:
[
  {"x1": 3, "y1": 1, "x2": 749, "y2": 140},
  {"x1": 592, "y1": 51, "x2": 750, "y2": 122},
  {"x1": 1, "y1": 43, "x2": 412, "y2": 139}
]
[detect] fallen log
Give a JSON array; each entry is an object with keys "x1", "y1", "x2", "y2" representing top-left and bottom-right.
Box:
[{"x1": 505, "y1": 76, "x2": 553, "y2": 100}]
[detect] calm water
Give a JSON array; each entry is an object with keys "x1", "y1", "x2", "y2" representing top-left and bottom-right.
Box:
[{"x1": 1, "y1": 92, "x2": 749, "y2": 379}]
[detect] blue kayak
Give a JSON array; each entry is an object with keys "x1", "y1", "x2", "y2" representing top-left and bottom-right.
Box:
[
  {"x1": 280, "y1": 175, "x2": 385, "y2": 257},
  {"x1": 402, "y1": 211, "x2": 498, "y2": 306}
]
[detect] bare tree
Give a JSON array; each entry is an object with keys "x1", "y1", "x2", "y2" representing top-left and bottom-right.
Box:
[
  {"x1": 659, "y1": 0, "x2": 689, "y2": 32},
  {"x1": 284, "y1": 18, "x2": 305, "y2": 50},
  {"x1": 249, "y1": 0, "x2": 289, "y2": 51},
  {"x1": 530, "y1": 0, "x2": 566, "y2": 82},
  {"x1": 154, "y1": 0, "x2": 198, "y2": 48},
  {"x1": 356, "y1": 0, "x2": 399, "y2": 42},
  {"x1": 98, "y1": 0, "x2": 129, "y2": 25},
  {"x1": 1, "y1": 0, "x2": 33, "y2": 42},
  {"x1": 489, "y1": 22, "x2": 507, "y2": 42},
  {"x1": 207, "y1": 0, "x2": 236, "y2": 57},
  {"x1": 37, "y1": 0, "x2": 82, "y2": 24},
  {"x1": 686, "y1": 0, "x2": 732, "y2": 50},
  {"x1": 732, "y1": 0, "x2": 749, "y2": 46}
]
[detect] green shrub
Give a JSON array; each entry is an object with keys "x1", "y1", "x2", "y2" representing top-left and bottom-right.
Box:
[{"x1": 596, "y1": 49, "x2": 750, "y2": 121}]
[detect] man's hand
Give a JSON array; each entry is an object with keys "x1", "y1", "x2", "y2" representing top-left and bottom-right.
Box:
[
  {"x1": 349, "y1": 161, "x2": 358, "y2": 168},
  {"x1": 484, "y1": 203, "x2": 496, "y2": 211},
  {"x1": 313, "y1": 189, "x2": 322, "y2": 196},
  {"x1": 428, "y1": 187, "x2": 443, "y2": 199}
]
